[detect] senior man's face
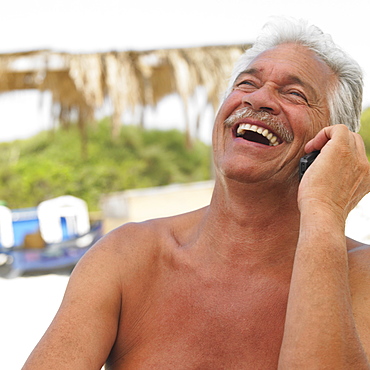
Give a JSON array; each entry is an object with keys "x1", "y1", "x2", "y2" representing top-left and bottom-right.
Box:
[{"x1": 212, "y1": 43, "x2": 336, "y2": 184}]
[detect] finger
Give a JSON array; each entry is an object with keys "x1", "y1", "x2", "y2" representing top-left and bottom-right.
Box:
[
  {"x1": 353, "y1": 132, "x2": 367, "y2": 154},
  {"x1": 304, "y1": 125, "x2": 349, "y2": 153}
]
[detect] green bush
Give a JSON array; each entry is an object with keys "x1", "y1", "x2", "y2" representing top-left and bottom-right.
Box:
[
  {"x1": 0, "y1": 119, "x2": 212, "y2": 210},
  {"x1": 360, "y1": 107, "x2": 370, "y2": 159}
]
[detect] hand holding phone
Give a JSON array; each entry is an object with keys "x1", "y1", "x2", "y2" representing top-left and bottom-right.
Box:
[{"x1": 299, "y1": 150, "x2": 320, "y2": 181}]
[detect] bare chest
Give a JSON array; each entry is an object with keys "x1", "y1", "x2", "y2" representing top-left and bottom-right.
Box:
[{"x1": 108, "y1": 266, "x2": 290, "y2": 369}]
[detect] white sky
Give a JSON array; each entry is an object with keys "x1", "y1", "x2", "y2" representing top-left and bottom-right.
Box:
[{"x1": 0, "y1": 0, "x2": 369, "y2": 142}]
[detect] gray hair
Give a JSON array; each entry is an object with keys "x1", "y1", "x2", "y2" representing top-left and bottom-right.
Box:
[{"x1": 226, "y1": 17, "x2": 363, "y2": 132}]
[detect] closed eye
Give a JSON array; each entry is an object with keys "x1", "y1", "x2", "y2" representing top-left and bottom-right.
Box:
[
  {"x1": 288, "y1": 90, "x2": 307, "y2": 102},
  {"x1": 238, "y1": 80, "x2": 255, "y2": 87},
  {"x1": 290, "y1": 91, "x2": 304, "y2": 97}
]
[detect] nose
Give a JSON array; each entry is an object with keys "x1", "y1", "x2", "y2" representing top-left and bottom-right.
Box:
[{"x1": 241, "y1": 86, "x2": 280, "y2": 115}]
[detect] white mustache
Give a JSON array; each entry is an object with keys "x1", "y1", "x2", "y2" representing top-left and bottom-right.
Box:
[{"x1": 224, "y1": 107, "x2": 294, "y2": 143}]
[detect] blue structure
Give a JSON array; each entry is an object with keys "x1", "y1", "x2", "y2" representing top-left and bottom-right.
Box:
[{"x1": 0, "y1": 196, "x2": 103, "y2": 278}]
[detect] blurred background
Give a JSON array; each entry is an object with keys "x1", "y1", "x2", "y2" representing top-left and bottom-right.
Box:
[{"x1": 0, "y1": 0, "x2": 370, "y2": 368}]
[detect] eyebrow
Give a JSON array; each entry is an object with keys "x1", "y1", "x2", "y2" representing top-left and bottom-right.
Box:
[{"x1": 235, "y1": 68, "x2": 258, "y2": 81}]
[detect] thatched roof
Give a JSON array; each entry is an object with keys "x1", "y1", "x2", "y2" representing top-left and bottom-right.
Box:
[{"x1": 0, "y1": 44, "x2": 249, "y2": 139}]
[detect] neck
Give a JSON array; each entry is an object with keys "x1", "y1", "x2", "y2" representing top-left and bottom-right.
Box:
[{"x1": 198, "y1": 175, "x2": 300, "y2": 265}]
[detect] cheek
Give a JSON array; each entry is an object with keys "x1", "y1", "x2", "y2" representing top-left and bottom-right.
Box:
[
  {"x1": 290, "y1": 106, "x2": 330, "y2": 143},
  {"x1": 212, "y1": 113, "x2": 223, "y2": 145},
  {"x1": 211, "y1": 119, "x2": 226, "y2": 162},
  {"x1": 212, "y1": 98, "x2": 237, "y2": 145},
  {"x1": 218, "y1": 91, "x2": 242, "y2": 116},
  {"x1": 308, "y1": 109, "x2": 331, "y2": 136}
]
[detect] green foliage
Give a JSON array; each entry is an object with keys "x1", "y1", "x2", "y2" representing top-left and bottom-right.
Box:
[
  {"x1": 0, "y1": 119, "x2": 212, "y2": 211},
  {"x1": 360, "y1": 107, "x2": 370, "y2": 159}
]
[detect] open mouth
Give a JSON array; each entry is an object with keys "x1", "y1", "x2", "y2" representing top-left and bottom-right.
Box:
[{"x1": 236, "y1": 123, "x2": 281, "y2": 146}]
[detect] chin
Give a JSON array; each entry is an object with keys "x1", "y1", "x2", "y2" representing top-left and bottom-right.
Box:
[
  {"x1": 216, "y1": 159, "x2": 299, "y2": 187},
  {"x1": 216, "y1": 160, "x2": 266, "y2": 184}
]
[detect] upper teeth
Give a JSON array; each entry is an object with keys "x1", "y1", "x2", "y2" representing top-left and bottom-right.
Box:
[{"x1": 237, "y1": 123, "x2": 280, "y2": 146}]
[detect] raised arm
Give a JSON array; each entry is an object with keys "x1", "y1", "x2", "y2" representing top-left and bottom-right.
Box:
[
  {"x1": 22, "y1": 233, "x2": 124, "y2": 369},
  {"x1": 279, "y1": 125, "x2": 370, "y2": 368}
]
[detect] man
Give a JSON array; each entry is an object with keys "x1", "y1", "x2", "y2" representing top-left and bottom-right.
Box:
[{"x1": 23, "y1": 17, "x2": 370, "y2": 369}]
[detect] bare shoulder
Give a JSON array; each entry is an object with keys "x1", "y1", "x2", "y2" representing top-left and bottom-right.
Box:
[
  {"x1": 347, "y1": 238, "x2": 370, "y2": 270},
  {"x1": 347, "y1": 238, "x2": 370, "y2": 315},
  {"x1": 75, "y1": 218, "x2": 170, "y2": 288},
  {"x1": 99, "y1": 207, "x2": 202, "y2": 258},
  {"x1": 348, "y1": 242, "x2": 370, "y2": 304},
  {"x1": 347, "y1": 238, "x2": 370, "y2": 283},
  {"x1": 90, "y1": 206, "x2": 207, "y2": 279},
  {"x1": 346, "y1": 238, "x2": 370, "y2": 355},
  {"x1": 106, "y1": 205, "x2": 208, "y2": 248}
]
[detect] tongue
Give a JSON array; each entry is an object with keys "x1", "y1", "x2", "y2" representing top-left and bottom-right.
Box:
[{"x1": 242, "y1": 131, "x2": 270, "y2": 146}]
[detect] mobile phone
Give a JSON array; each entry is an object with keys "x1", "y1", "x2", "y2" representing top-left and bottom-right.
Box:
[{"x1": 299, "y1": 150, "x2": 320, "y2": 181}]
